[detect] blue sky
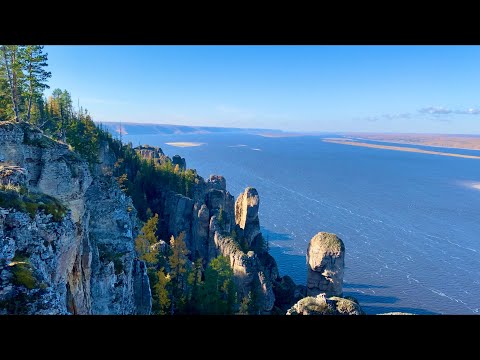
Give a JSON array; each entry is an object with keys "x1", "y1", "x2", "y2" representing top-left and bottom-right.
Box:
[{"x1": 44, "y1": 45, "x2": 480, "y2": 133}]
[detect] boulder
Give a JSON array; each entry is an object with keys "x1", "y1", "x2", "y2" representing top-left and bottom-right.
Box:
[
  {"x1": 306, "y1": 232, "x2": 345, "y2": 297},
  {"x1": 286, "y1": 293, "x2": 364, "y2": 315}
]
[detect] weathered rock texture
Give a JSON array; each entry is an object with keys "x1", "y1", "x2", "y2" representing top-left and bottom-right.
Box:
[
  {"x1": 134, "y1": 154, "x2": 280, "y2": 313},
  {"x1": 134, "y1": 145, "x2": 168, "y2": 163},
  {"x1": 2, "y1": 121, "x2": 338, "y2": 315},
  {"x1": 286, "y1": 231, "x2": 365, "y2": 315},
  {"x1": 306, "y1": 232, "x2": 345, "y2": 297},
  {"x1": 0, "y1": 122, "x2": 151, "y2": 314},
  {"x1": 134, "y1": 145, "x2": 186, "y2": 170},
  {"x1": 172, "y1": 155, "x2": 186, "y2": 170},
  {"x1": 286, "y1": 293, "x2": 364, "y2": 315},
  {"x1": 235, "y1": 187, "x2": 261, "y2": 248}
]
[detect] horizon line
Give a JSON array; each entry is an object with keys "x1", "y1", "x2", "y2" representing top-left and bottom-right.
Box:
[{"x1": 94, "y1": 120, "x2": 480, "y2": 136}]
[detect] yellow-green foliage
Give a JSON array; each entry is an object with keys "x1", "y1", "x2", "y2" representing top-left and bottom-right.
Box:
[
  {"x1": 154, "y1": 268, "x2": 171, "y2": 315},
  {"x1": 169, "y1": 232, "x2": 190, "y2": 280},
  {"x1": 135, "y1": 213, "x2": 160, "y2": 264}
]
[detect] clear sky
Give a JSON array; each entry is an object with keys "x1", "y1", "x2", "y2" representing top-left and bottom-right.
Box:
[{"x1": 44, "y1": 45, "x2": 480, "y2": 134}]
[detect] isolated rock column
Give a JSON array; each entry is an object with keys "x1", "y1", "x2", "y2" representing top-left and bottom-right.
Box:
[
  {"x1": 306, "y1": 232, "x2": 345, "y2": 297},
  {"x1": 234, "y1": 187, "x2": 260, "y2": 247}
]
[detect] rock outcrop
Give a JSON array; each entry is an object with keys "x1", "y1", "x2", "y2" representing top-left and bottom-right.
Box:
[
  {"x1": 153, "y1": 171, "x2": 278, "y2": 313},
  {"x1": 0, "y1": 121, "x2": 151, "y2": 314},
  {"x1": 134, "y1": 145, "x2": 186, "y2": 170},
  {"x1": 235, "y1": 187, "x2": 261, "y2": 248},
  {"x1": 286, "y1": 231, "x2": 364, "y2": 315},
  {"x1": 135, "y1": 145, "x2": 168, "y2": 163},
  {"x1": 306, "y1": 232, "x2": 345, "y2": 297},
  {"x1": 172, "y1": 155, "x2": 186, "y2": 170},
  {"x1": 286, "y1": 293, "x2": 364, "y2": 315}
]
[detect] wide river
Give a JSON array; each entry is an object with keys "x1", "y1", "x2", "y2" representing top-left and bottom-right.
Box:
[{"x1": 124, "y1": 132, "x2": 480, "y2": 314}]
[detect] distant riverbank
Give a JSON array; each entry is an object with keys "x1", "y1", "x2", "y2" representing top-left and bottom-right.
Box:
[
  {"x1": 344, "y1": 133, "x2": 480, "y2": 151},
  {"x1": 323, "y1": 139, "x2": 480, "y2": 160}
]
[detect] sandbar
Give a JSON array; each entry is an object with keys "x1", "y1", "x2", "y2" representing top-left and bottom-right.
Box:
[
  {"x1": 323, "y1": 139, "x2": 480, "y2": 160},
  {"x1": 165, "y1": 142, "x2": 206, "y2": 147}
]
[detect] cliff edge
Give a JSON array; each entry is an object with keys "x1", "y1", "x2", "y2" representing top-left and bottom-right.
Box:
[{"x1": 0, "y1": 121, "x2": 151, "y2": 314}]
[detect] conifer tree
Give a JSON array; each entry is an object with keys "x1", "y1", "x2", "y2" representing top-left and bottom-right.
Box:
[
  {"x1": 203, "y1": 255, "x2": 236, "y2": 314},
  {"x1": 168, "y1": 231, "x2": 190, "y2": 314},
  {"x1": 0, "y1": 45, "x2": 23, "y2": 122},
  {"x1": 154, "y1": 268, "x2": 171, "y2": 315},
  {"x1": 135, "y1": 213, "x2": 160, "y2": 264},
  {"x1": 21, "y1": 45, "x2": 51, "y2": 123}
]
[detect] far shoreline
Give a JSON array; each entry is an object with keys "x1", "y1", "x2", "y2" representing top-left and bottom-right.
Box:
[{"x1": 323, "y1": 139, "x2": 480, "y2": 160}]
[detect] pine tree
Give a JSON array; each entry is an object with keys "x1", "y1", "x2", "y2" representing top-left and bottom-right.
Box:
[
  {"x1": 168, "y1": 231, "x2": 190, "y2": 314},
  {"x1": 0, "y1": 45, "x2": 23, "y2": 122},
  {"x1": 186, "y1": 258, "x2": 204, "y2": 314},
  {"x1": 135, "y1": 213, "x2": 160, "y2": 264},
  {"x1": 20, "y1": 45, "x2": 51, "y2": 123},
  {"x1": 202, "y1": 255, "x2": 236, "y2": 314},
  {"x1": 154, "y1": 268, "x2": 171, "y2": 315},
  {"x1": 239, "y1": 292, "x2": 253, "y2": 315}
]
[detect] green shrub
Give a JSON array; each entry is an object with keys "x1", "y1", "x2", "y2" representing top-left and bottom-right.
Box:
[
  {"x1": 11, "y1": 263, "x2": 36, "y2": 290},
  {"x1": 0, "y1": 188, "x2": 67, "y2": 222}
]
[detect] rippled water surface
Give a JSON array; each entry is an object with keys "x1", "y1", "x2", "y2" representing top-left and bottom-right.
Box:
[{"x1": 125, "y1": 132, "x2": 480, "y2": 314}]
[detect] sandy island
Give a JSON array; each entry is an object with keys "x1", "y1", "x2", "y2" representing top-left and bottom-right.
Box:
[
  {"x1": 165, "y1": 142, "x2": 206, "y2": 147},
  {"x1": 323, "y1": 139, "x2": 480, "y2": 160},
  {"x1": 345, "y1": 133, "x2": 480, "y2": 151},
  {"x1": 257, "y1": 133, "x2": 306, "y2": 138}
]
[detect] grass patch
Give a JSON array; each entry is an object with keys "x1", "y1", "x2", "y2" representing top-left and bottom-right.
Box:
[{"x1": 0, "y1": 187, "x2": 67, "y2": 222}]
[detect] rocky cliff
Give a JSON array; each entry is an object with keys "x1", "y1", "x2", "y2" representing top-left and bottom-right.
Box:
[
  {"x1": 0, "y1": 121, "x2": 283, "y2": 314},
  {"x1": 150, "y1": 169, "x2": 279, "y2": 313},
  {"x1": 0, "y1": 121, "x2": 151, "y2": 314},
  {"x1": 286, "y1": 232, "x2": 364, "y2": 315},
  {"x1": 134, "y1": 145, "x2": 186, "y2": 170}
]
